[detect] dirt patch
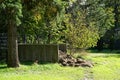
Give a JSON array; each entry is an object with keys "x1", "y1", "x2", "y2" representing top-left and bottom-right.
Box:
[{"x1": 58, "y1": 50, "x2": 94, "y2": 67}]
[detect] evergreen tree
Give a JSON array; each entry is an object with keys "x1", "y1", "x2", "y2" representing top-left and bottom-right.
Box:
[
  {"x1": 0, "y1": 0, "x2": 22, "y2": 67},
  {"x1": 19, "y1": 0, "x2": 68, "y2": 44}
]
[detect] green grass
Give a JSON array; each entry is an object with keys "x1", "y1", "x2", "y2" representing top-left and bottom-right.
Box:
[
  {"x1": 91, "y1": 56, "x2": 120, "y2": 80},
  {"x1": 1, "y1": 52, "x2": 120, "y2": 80},
  {"x1": 72, "y1": 51, "x2": 120, "y2": 80},
  {"x1": 83, "y1": 52, "x2": 120, "y2": 80},
  {"x1": 0, "y1": 63, "x2": 84, "y2": 80}
]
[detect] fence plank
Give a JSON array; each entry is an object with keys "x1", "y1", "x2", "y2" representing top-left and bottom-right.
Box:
[{"x1": 18, "y1": 44, "x2": 58, "y2": 63}]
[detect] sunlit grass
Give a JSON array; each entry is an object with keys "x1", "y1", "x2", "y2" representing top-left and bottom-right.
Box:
[
  {"x1": 0, "y1": 63, "x2": 84, "y2": 80},
  {"x1": 1, "y1": 51, "x2": 120, "y2": 80},
  {"x1": 72, "y1": 51, "x2": 120, "y2": 80},
  {"x1": 91, "y1": 56, "x2": 120, "y2": 80}
]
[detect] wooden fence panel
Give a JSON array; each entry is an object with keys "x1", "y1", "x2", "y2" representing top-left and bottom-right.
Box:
[{"x1": 18, "y1": 44, "x2": 58, "y2": 63}]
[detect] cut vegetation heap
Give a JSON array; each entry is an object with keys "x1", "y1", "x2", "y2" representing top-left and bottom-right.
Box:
[{"x1": 58, "y1": 50, "x2": 93, "y2": 67}]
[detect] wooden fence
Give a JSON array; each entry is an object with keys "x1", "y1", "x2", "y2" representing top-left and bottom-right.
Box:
[{"x1": 18, "y1": 44, "x2": 59, "y2": 63}]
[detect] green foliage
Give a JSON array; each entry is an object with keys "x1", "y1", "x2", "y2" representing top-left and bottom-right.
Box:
[
  {"x1": 65, "y1": 15, "x2": 99, "y2": 48},
  {"x1": 0, "y1": 0, "x2": 22, "y2": 26},
  {"x1": 63, "y1": 0, "x2": 116, "y2": 49},
  {"x1": 64, "y1": 1, "x2": 100, "y2": 49},
  {"x1": 19, "y1": 0, "x2": 68, "y2": 44},
  {"x1": 0, "y1": 0, "x2": 119, "y2": 49},
  {"x1": 0, "y1": 0, "x2": 22, "y2": 33},
  {"x1": 95, "y1": 0, "x2": 120, "y2": 50},
  {"x1": 86, "y1": 0, "x2": 115, "y2": 37}
]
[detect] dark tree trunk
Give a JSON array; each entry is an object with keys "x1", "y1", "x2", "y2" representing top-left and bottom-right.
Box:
[
  {"x1": 7, "y1": 9, "x2": 19, "y2": 67},
  {"x1": 46, "y1": 21, "x2": 51, "y2": 44},
  {"x1": 0, "y1": 0, "x2": 4, "y2": 3},
  {"x1": 114, "y1": 4, "x2": 119, "y2": 28},
  {"x1": 48, "y1": 30, "x2": 51, "y2": 44}
]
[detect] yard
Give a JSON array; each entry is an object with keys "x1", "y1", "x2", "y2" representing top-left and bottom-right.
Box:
[{"x1": 0, "y1": 52, "x2": 120, "y2": 80}]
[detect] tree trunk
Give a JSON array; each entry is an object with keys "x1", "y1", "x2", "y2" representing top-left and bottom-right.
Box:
[
  {"x1": 48, "y1": 30, "x2": 51, "y2": 44},
  {"x1": 114, "y1": 4, "x2": 119, "y2": 28},
  {"x1": 0, "y1": 0, "x2": 4, "y2": 3},
  {"x1": 7, "y1": 17, "x2": 19, "y2": 67}
]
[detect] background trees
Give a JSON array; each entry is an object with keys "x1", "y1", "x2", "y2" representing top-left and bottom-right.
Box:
[
  {"x1": 64, "y1": 0, "x2": 115, "y2": 50},
  {"x1": 18, "y1": 0, "x2": 119, "y2": 50},
  {"x1": 64, "y1": 3, "x2": 99, "y2": 49},
  {"x1": 19, "y1": 0, "x2": 67, "y2": 44},
  {"x1": 96, "y1": 0, "x2": 120, "y2": 50},
  {"x1": 0, "y1": 0, "x2": 120, "y2": 67}
]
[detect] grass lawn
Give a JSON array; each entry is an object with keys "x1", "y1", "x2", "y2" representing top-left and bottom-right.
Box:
[
  {"x1": 91, "y1": 54, "x2": 120, "y2": 80},
  {"x1": 0, "y1": 51, "x2": 120, "y2": 80},
  {"x1": 0, "y1": 63, "x2": 84, "y2": 80}
]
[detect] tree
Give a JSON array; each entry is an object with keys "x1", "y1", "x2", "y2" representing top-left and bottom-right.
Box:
[
  {"x1": 63, "y1": 0, "x2": 116, "y2": 51},
  {"x1": 0, "y1": 0, "x2": 22, "y2": 67},
  {"x1": 19, "y1": 0, "x2": 67, "y2": 44},
  {"x1": 64, "y1": 0, "x2": 100, "y2": 49},
  {"x1": 96, "y1": 0, "x2": 120, "y2": 50},
  {"x1": 0, "y1": 0, "x2": 4, "y2": 3}
]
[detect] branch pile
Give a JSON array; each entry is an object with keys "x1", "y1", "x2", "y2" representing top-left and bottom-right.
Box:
[{"x1": 58, "y1": 50, "x2": 94, "y2": 67}]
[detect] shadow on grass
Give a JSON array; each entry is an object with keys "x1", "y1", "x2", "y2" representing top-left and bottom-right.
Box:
[
  {"x1": 20, "y1": 61, "x2": 56, "y2": 66},
  {"x1": 20, "y1": 62, "x2": 34, "y2": 65},
  {"x1": 88, "y1": 49, "x2": 120, "y2": 54},
  {"x1": 0, "y1": 60, "x2": 7, "y2": 69},
  {"x1": 102, "y1": 54, "x2": 120, "y2": 58},
  {"x1": 85, "y1": 49, "x2": 120, "y2": 58},
  {"x1": 0, "y1": 66, "x2": 7, "y2": 69}
]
